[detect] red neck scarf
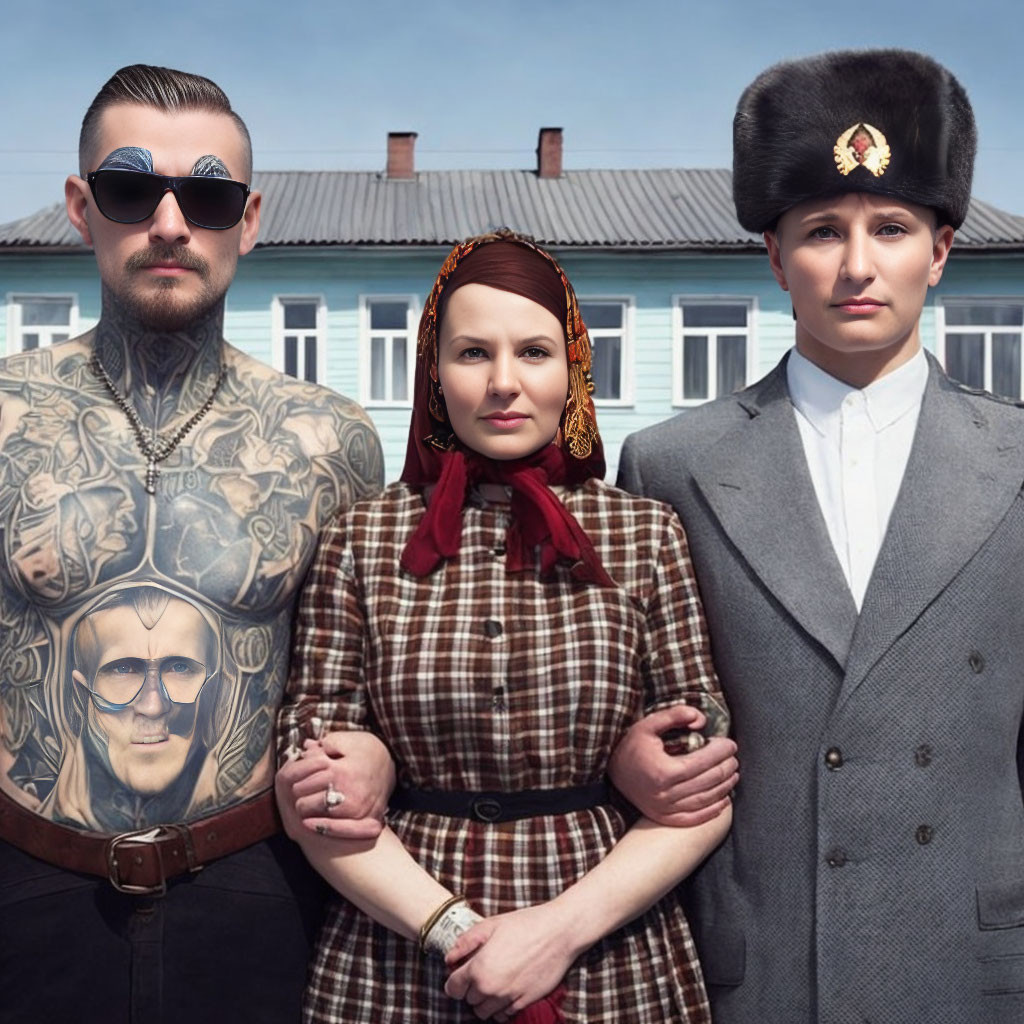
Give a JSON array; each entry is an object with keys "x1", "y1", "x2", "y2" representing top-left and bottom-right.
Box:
[
  {"x1": 399, "y1": 231, "x2": 613, "y2": 588},
  {"x1": 400, "y1": 444, "x2": 614, "y2": 587}
]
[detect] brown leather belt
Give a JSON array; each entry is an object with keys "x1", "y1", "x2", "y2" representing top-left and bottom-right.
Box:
[{"x1": 0, "y1": 788, "x2": 281, "y2": 896}]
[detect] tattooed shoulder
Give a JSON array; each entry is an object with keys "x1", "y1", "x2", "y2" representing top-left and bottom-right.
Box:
[{"x1": 225, "y1": 346, "x2": 385, "y2": 513}]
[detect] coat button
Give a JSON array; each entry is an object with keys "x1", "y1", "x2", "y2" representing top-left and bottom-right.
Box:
[
  {"x1": 826, "y1": 848, "x2": 847, "y2": 868},
  {"x1": 915, "y1": 825, "x2": 934, "y2": 845},
  {"x1": 482, "y1": 619, "x2": 503, "y2": 638},
  {"x1": 914, "y1": 744, "x2": 933, "y2": 767},
  {"x1": 824, "y1": 747, "x2": 843, "y2": 770},
  {"x1": 968, "y1": 650, "x2": 985, "y2": 674}
]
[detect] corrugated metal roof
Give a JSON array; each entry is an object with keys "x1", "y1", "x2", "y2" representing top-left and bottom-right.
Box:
[
  {"x1": 2, "y1": 168, "x2": 1023, "y2": 251},
  {"x1": 251, "y1": 168, "x2": 762, "y2": 248},
  {"x1": 0, "y1": 201, "x2": 83, "y2": 249}
]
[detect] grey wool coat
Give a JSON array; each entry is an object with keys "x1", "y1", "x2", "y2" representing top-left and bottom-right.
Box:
[{"x1": 618, "y1": 354, "x2": 1024, "y2": 1024}]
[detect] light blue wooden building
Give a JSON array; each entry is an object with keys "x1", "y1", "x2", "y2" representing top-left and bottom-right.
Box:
[{"x1": 3, "y1": 130, "x2": 1023, "y2": 481}]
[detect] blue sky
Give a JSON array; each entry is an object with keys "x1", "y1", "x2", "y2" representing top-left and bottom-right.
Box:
[{"x1": 2, "y1": 0, "x2": 1020, "y2": 225}]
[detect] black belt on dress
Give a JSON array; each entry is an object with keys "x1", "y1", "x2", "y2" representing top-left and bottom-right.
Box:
[{"x1": 388, "y1": 781, "x2": 611, "y2": 823}]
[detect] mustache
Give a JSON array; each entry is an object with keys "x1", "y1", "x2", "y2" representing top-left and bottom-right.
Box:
[{"x1": 124, "y1": 244, "x2": 209, "y2": 276}]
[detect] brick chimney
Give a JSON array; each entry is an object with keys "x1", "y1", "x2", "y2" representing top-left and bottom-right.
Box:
[
  {"x1": 536, "y1": 127, "x2": 563, "y2": 178},
  {"x1": 387, "y1": 132, "x2": 417, "y2": 179}
]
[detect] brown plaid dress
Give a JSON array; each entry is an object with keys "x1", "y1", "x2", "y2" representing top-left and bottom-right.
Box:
[{"x1": 281, "y1": 479, "x2": 728, "y2": 1023}]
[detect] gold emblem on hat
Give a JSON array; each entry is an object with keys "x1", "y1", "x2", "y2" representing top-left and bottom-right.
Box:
[{"x1": 834, "y1": 123, "x2": 891, "y2": 177}]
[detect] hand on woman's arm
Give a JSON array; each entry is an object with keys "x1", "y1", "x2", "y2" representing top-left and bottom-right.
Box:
[
  {"x1": 281, "y1": 731, "x2": 396, "y2": 839},
  {"x1": 275, "y1": 759, "x2": 453, "y2": 939},
  {"x1": 444, "y1": 805, "x2": 732, "y2": 1020},
  {"x1": 609, "y1": 508, "x2": 738, "y2": 828},
  {"x1": 608, "y1": 705, "x2": 739, "y2": 826}
]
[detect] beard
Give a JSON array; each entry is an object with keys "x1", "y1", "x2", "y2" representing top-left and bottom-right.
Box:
[{"x1": 116, "y1": 244, "x2": 226, "y2": 332}]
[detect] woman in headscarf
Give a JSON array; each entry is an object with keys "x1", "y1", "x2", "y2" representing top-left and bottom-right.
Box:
[{"x1": 276, "y1": 230, "x2": 731, "y2": 1023}]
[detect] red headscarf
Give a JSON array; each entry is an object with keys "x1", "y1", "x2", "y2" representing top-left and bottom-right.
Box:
[{"x1": 399, "y1": 230, "x2": 613, "y2": 588}]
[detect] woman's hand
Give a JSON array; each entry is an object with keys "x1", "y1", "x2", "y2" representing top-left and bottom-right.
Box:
[
  {"x1": 443, "y1": 903, "x2": 579, "y2": 1020},
  {"x1": 275, "y1": 731, "x2": 394, "y2": 840}
]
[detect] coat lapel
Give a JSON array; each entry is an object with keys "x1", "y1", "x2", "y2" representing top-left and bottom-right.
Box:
[
  {"x1": 690, "y1": 359, "x2": 858, "y2": 669},
  {"x1": 840, "y1": 359, "x2": 1024, "y2": 703}
]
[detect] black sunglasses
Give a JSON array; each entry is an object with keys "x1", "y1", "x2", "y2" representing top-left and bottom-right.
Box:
[{"x1": 86, "y1": 169, "x2": 250, "y2": 230}]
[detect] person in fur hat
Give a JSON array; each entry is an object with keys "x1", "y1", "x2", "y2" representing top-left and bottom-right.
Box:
[{"x1": 610, "y1": 49, "x2": 1024, "y2": 1023}]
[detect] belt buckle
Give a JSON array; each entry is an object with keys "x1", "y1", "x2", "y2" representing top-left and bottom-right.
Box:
[
  {"x1": 471, "y1": 797, "x2": 503, "y2": 823},
  {"x1": 106, "y1": 824, "x2": 199, "y2": 896}
]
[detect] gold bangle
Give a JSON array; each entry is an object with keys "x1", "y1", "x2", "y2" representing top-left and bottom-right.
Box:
[{"x1": 418, "y1": 894, "x2": 464, "y2": 952}]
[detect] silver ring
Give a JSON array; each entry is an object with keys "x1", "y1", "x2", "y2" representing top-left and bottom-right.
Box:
[{"x1": 325, "y1": 784, "x2": 345, "y2": 809}]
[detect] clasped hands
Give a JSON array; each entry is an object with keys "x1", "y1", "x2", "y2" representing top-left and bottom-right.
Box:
[
  {"x1": 443, "y1": 902, "x2": 575, "y2": 1022},
  {"x1": 275, "y1": 705, "x2": 737, "y2": 1020},
  {"x1": 441, "y1": 704, "x2": 740, "y2": 1020}
]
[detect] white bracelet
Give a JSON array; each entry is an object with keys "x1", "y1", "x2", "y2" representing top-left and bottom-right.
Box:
[{"x1": 422, "y1": 899, "x2": 483, "y2": 958}]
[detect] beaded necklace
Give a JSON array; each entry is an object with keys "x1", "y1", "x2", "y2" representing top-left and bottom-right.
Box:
[{"x1": 89, "y1": 352, "x2": 226, "y2": 495}]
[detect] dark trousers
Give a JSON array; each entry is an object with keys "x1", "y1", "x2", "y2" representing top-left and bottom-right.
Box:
[{"x1": 0, "y1": 834, "x2": 327, "y2": 1024}]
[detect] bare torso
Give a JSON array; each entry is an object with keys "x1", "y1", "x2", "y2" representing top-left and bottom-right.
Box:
[{"x1": 0, "y1": 333, "x2": 382, "y2": 831}]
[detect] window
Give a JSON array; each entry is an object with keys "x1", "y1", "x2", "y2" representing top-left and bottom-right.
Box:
[
  {"x1": 7, "y1": 294, "x2": 76, "y2": 354},
  {"x1": 579, "y1": 299, "x2": 632, "y2": 404},
  {"x1": 362, "y1": 297, "x2": 416, "y2": 405},
  {"x1": 940, "y1": 301, "x2": 1024, "y2": 399},
  {"x1": 673, "y1": 299, "x2": 754, "y2": 405},
  {"x1": 272, "y1": 296, "x2": 325, "y2": 384}
]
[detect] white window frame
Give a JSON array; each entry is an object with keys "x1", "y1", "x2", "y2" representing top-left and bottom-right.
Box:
[
  {"x1": 271, "y1": 295, "x2": 327, "y2": 384},
  {"x1": 578, "y1": 296, "x2": 634, "y2": 407},
  {"x1": 360, "y1": 294, "x2": 418, "y2": 407},
  {"x1": 672, "y1": 296, "x2": 757, "y2": 407},
  {"x1": 6, "y1": 293, "x2": 79, "y2": 356},
  {"x1": 935, "y1": 297, "x2": 1024, "y2": 398}
]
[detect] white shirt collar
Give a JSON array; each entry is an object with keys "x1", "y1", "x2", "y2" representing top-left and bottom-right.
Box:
[{"x1": 787, "y1": 347, "x2": 928, "y2": 438}]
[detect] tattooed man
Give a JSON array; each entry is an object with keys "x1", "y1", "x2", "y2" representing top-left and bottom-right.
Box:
[{"x1": 0, "y1": 65, "x2": 388, "y2": 1023}]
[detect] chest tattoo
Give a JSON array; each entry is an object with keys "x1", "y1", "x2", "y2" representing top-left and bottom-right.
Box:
[{"x1": 0, "y1": 347, "x2": 382, "y2": 831}]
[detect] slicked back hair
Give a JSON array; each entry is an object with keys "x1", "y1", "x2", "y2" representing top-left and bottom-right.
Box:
[{"x1": 79, "y1": 64, "x2": 253, "y2": 180}]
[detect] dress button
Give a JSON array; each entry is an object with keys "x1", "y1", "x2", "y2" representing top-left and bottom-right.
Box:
[
  {"x1": 492, "y1": 543, "x2": 506, "y2": 558},
  {"x1": 482, "y1": 619, "x2": 503, "y2": 638},
  {"x1": 826, "y1": 848, "x2": 847, "y2": 868},
  {"x1": 824, "y1": 747, "x2": 843, "y2": 770},
  {"x1": 968, "y1": 650, "x2": 985, "y2": 674},
  {"x1": 914, "y1": 744, "x2": 933, "y2": 767},
  {"x1": 915, "y1": 825, "x2": 934, "y2": 845}
]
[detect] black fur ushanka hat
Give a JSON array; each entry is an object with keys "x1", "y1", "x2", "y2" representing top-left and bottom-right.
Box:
[{"x1": 733, "y1": 49, "x2": 976, "y2": 232}]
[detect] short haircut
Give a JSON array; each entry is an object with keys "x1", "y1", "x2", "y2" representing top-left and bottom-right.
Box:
[{"x1": 79, "y1": 64, "x2": 253, "y2": 179}]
